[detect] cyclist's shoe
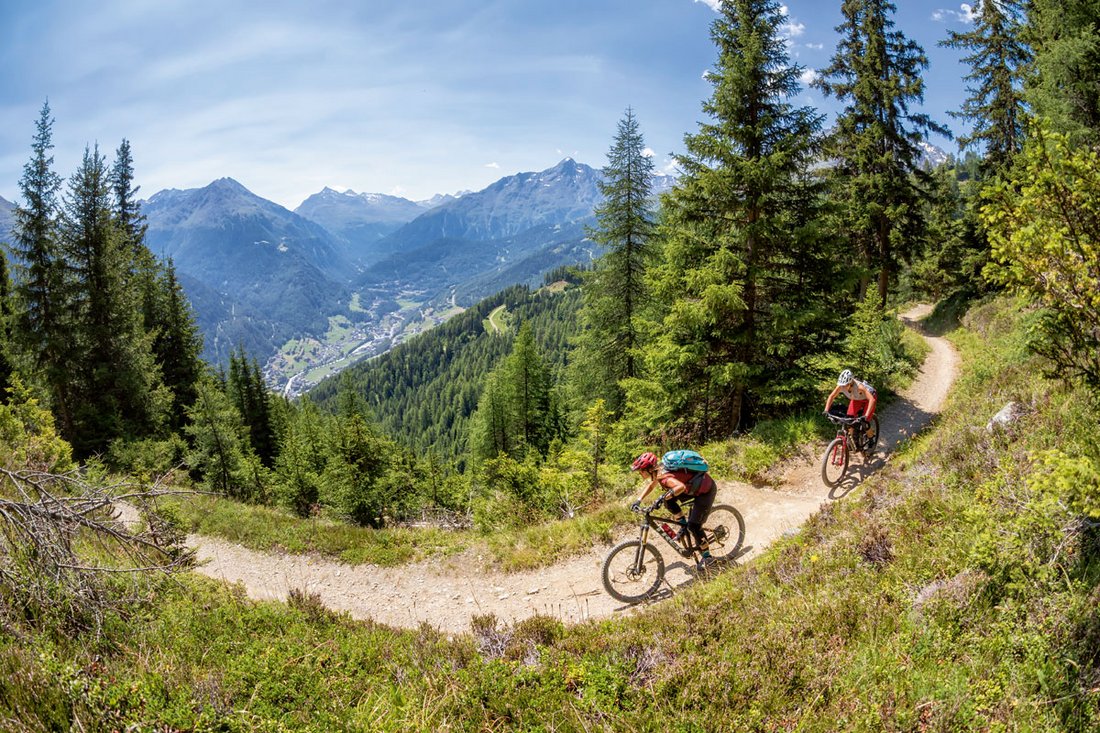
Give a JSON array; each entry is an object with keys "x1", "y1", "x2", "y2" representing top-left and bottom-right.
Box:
[
  {"x1": 695, "y1": 556, "x2": 717, "y2": 572},
  {"x1": 673, "y1": 521, "x2": 689, "y2": 541}
]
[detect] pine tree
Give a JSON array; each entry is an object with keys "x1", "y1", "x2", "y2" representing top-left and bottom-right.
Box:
[
  {"x1": 816, "y1": 0, "x2": 951, "y2": 305},
  {"x1": 504, "y1": 323, "x2": 551, "y2": 456},
  {"x1": 152, "y1": 260, "x2": 204, "y2": 430},
  {"x1": 1025, "y1": 0, "x2": 1100, "y2": 143},
  {"x1": 61, "y1": 144, "x2": 166, "y2": 454},
  {"x1": 574, "y1": 109, "x2": 656, "y2": 414},
  {"x1": 640, "y1": 0, "x2": 838, "y2": 437},
  {"x1": 940, "y1": 0, "x2": 1029, "y2": 176},
  {"x1": 10, "y1": 101, "x2": 75, "y2": 435}
]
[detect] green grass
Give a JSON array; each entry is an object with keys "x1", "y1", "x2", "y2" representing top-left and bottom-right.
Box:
[{"x1": 6, "y1": 296, "x2": 1100, "y2": 729}]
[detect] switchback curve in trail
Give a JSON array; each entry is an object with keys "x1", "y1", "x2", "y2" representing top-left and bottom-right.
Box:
[{"x1": 185, "y1": 304, "x2": 959, "y2": 634}]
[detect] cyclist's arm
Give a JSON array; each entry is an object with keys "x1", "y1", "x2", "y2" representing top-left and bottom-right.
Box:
[
  {"x1": 863, "y1": 386, "x2": 877, "y2": 418},
  {"x1": 635, "y1": 478, "x2": 660, "y2": 504},
  {"x1": 659, "y1": 475, "x2": 688, "y2": 499},
  {"x1": 824, "y1": 385, "x2": 842, "y2": 412}
]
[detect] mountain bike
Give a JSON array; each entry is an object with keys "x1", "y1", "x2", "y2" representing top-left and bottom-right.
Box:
[
  {"x1": 601, "y1": 495, "x2": 745, "y2": 603},
  {"x1": 820, "y1": 412, "x2": 879, "y2": 488}
]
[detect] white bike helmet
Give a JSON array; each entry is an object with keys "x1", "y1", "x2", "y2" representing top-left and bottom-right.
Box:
[{"x1": 837, "y1": 369, "x2": 854, "y2": 387}]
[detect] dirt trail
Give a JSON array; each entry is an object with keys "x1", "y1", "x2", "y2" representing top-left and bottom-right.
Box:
[{"x1": 184, "y1": 305, "x2": 958, "y2": 634}]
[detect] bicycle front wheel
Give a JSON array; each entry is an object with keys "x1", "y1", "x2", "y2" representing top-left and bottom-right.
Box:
[
  {"x1": 821, "y1": 437, "x2": 849, "y2": 487},
  {"x1": 702, "y1": 504, "x2": 745, "y2": 561},
  {"x1": 601, "y1": 540, "x2": 665, "y2": 603}
]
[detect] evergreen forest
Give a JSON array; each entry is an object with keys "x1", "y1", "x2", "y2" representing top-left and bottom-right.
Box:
[{"x1": 3, "y1": 0, "x2": 1100, "y2": 729}]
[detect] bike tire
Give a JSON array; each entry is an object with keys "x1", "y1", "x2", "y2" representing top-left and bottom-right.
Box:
[
  {"x1": 863, "y1": 415, "x2": 880, "y2": 459},
  {"x1": 821, "y1": 436, "x2": 849, "y2": 488},
  {"x1": 702, "y1": 504, "x2": 745, "y2": 562},
  {"x1": 601, "y1": 539, "x2": 665, "y2": 603}
]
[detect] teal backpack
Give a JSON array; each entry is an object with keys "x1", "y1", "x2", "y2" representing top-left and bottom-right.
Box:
[
  {"x1": 661, "y1": 449, "x2": 709, "y2": 473},
  {"x1": 661, "y1": 450, "x2": 711, "y2": 495}
]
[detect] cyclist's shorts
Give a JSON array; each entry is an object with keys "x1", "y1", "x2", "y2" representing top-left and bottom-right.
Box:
[{"x1": 848, "y1": 399, "x2": 873, "y2": 418}]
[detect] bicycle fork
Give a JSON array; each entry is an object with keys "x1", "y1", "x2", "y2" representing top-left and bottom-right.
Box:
[{"x1": 633, "y1": 523, "x2": 651, "y2": 572}]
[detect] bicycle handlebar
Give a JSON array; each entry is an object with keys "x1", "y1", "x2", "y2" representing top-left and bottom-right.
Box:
[{"x1": 826, "y1": 413, "x2": 864, "y2": 425}]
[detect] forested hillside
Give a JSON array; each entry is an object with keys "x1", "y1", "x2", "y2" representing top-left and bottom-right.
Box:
[{"x1": 310, "y1": 281, "x2": 582, "y2": 460}]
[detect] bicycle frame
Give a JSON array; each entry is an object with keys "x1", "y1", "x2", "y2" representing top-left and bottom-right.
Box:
[
  {"x1": 632, "y1": 499, "x2": 699, "y2": 562},
  {"x1": 827, "y1": 413, "x2": 864, "y2": 464}
]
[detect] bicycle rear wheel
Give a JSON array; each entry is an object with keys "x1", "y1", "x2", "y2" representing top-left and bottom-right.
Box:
[
  {"x1": 601, "y1": 539, "x2": 665, "y2": 603},
  {"x1": 821, "y1": 437, "x2": 848, "y2": 487},
  {"x1": 701, "y1": 504, "x2": 745, "y2": 562},
  {"x1": 862, "y1": 415, "x2": 880, "y2": 459}
]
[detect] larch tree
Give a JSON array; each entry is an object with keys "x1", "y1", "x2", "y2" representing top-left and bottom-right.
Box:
[
  {"x1": 1025, "y1": 0, "x2": 1100, "y2": 143},
  {"x1": 815, "y1": 0, "x2": 950, "y2": 306}
]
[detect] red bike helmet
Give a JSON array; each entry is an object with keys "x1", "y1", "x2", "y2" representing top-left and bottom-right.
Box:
[{"x1": 631, "y1": 451, "x2": 659, "y2": 472}]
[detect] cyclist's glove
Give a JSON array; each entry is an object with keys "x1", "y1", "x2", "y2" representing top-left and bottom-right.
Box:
[{"x1": 630, "y1": 500, "x2": 641, "y2": 513}]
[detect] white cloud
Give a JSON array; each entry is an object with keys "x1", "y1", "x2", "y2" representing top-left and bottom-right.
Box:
[
  {"x1": 933, "y1": 4, "x2": 978, "y2": 23},
  {"x1": 642, "y1": 147, "x2": 656, "y2": 158},
  {"x1": 778, "y1": 5, "x2": 806, "y2": 43},
  {"x1": 693, "y1": 0, "x2": 721, "y2": 11},
  {"x1": 805, "y1": 42, "x2": 824, "y2": 50},
  {"x1": 799, "y1": 68, "x2": 819, "y2": 86},
  {"x1": 485, "y1": 162, "x2": 500, "y2": 169}
]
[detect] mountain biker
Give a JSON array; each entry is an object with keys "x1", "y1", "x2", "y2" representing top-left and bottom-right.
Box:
[
  {"x1": 824, "y1": 369, "x2": 877, "y2": 441},
  {"x1": 629, "y1": 452, "x2": 718, "y2": 570}
]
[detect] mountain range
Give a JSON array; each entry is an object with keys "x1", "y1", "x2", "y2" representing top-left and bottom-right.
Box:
[{"x1": 140, "y1": 159, "x2": 639, "y2": 372}]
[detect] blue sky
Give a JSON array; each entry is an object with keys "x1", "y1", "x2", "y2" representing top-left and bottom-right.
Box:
[{"x1": 0, "y1": 0, "x2": 978, "y2": 210}]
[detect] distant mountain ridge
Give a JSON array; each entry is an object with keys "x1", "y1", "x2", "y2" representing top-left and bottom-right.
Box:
[
  {"x1": 381, "y1": 158, "x2": 602, "y2": 247},
  {"x1": 136, "y1": 159, "x2": 675, "y2": 377},
  {"x1": 294, "y1": 188, "x2": 459, "y2": 264}
]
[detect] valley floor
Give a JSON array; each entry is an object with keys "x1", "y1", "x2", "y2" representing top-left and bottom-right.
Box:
[{"x1": 185, "y1": 305, "x2": 959, "y2": 633}]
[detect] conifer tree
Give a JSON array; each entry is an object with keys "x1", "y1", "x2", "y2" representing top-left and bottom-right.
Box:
[
  {"x1": 228, "y1": 346, "x2": 276, "y2": 467},
  {"x1": 10, "y1": 101, "x2": 75, "y2": 435},
  {"x1": 274, "y1": 397, "x2": 328, "y2": 515},
  {"x1": 185, "y1": 375, "x2": 248, "y2": 498},
  {"x1": 61, "y1": 144, "x2": 166, "y2": 454},
  {"x1": 469, "y1": 371, "x2": 513, "y2": 463},
  {"x1": 940, "y1": 0, "x2": 1029, "y2": 176},
  {"x1": 504, "y1": 323, "x2": 551, "y2": 456},
  {"x1": 1025, "y1": 0, "x2": 1100, "y2": 143},
  {"x1": 816, "y1": 0, "x2": 951, "y2": 305},
  {"x1": 574, "y1": 108, "x2": 656, "y2": 414},
  {"x1": 640, "y1": 0, "x2": 838, "y2": 437},
  {"x1": 0, "y1": 251, "x2": 14, "y2": 395},
  {"x1": 152, "y1": 260, "x2": 204, "y2": 430}
]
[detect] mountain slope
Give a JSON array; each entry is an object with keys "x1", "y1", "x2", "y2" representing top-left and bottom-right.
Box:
[
  {"x1": 143, "y1": 178, "x2": 354, "y2": 361},
  {"x1": 309, "y1": 283, "x2": 582, "y2": 458},
  {"x1": 0, "y1": 195, "x2": 15, "y2": 245}
]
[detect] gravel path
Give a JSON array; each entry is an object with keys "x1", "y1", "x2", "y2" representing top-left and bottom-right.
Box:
[{"x1": 184, "y1": 304, "x2": 958, "y2": 634}]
